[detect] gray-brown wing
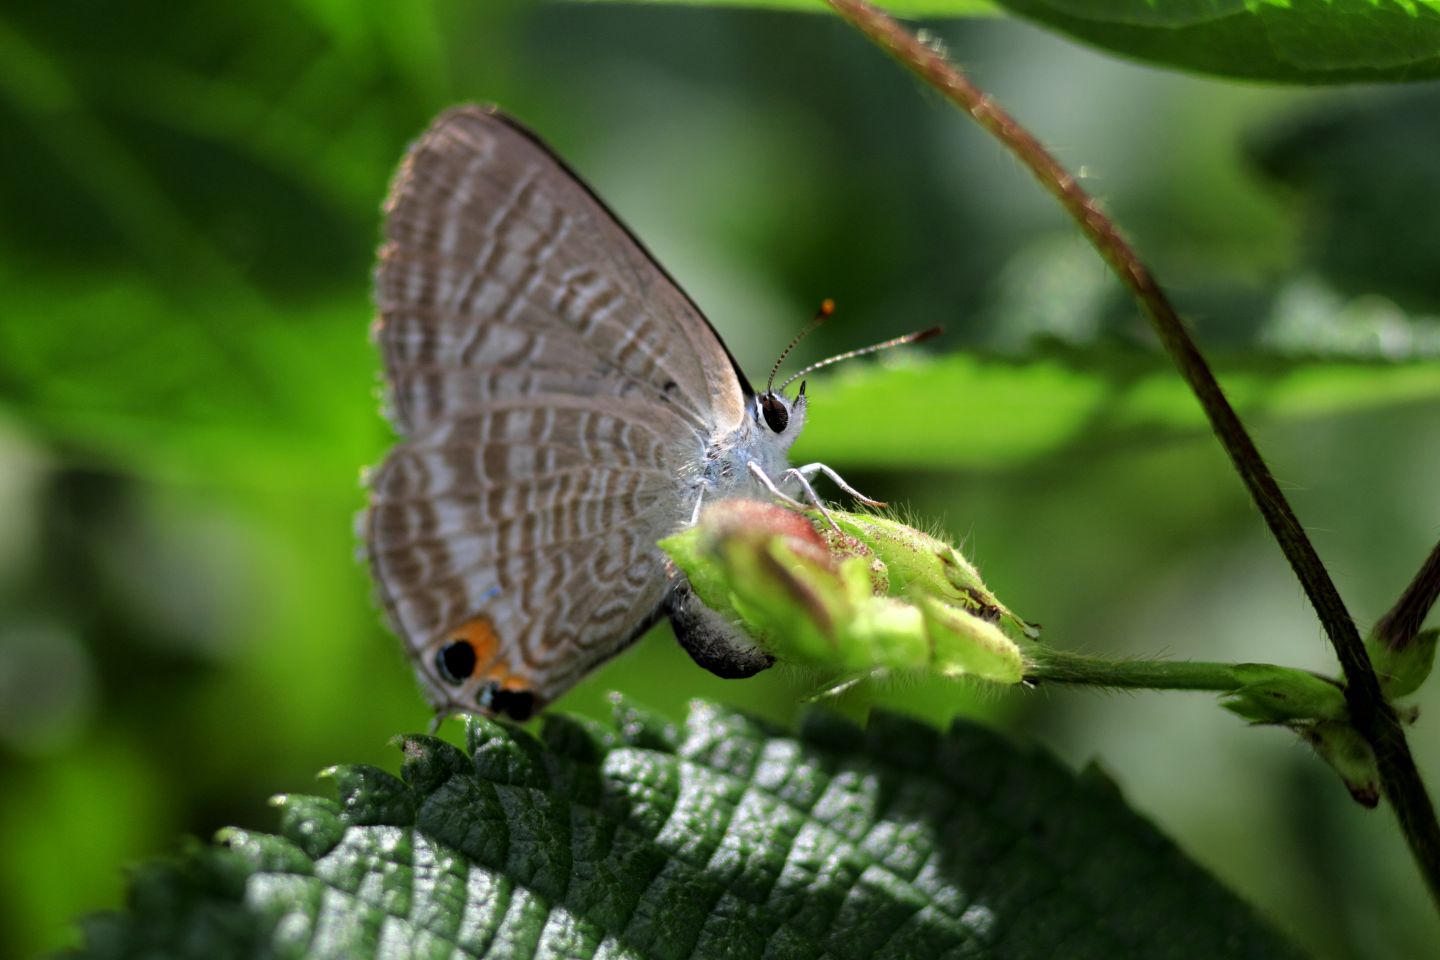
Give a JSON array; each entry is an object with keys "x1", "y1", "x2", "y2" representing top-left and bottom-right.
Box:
[
  {"x1": 374, "y1": 104, "x2": 747, "y2": 436},
  {"x1": 368, "y1": 105, "x2": 744, "y2": 718}
]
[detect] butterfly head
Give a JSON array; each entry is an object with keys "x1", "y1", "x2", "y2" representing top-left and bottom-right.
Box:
[{"x1": 756, "y1": 381, "x2": 807, "y2": 444}]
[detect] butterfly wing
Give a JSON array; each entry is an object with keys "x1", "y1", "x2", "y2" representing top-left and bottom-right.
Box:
[{"x1": 368, "y1": 105, "x2": 748, "y2": 718}]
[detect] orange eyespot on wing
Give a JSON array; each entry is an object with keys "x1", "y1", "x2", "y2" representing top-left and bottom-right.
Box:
[
  {"x1": 427, "y1": 615, "x2": 541, "y2": 721},
  {"x1": 432, "y1": 616, "x2": 501, "y2": 682},
  {"x1": 432, "y1": 615, "x2": 501, "y2": 684}
]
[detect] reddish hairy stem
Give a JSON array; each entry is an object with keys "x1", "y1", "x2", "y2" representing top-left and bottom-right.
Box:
[{"x1": 1375, "y1": 540, "x2": 1440, "y2": 652}]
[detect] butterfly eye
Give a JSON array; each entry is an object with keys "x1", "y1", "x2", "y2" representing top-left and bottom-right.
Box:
[
  {"x1": 435, "y1": 639, "x2": 478, "y2": 684},
  {"x1": 760, "y1": 394, "x2": 789, "y2": 433}
]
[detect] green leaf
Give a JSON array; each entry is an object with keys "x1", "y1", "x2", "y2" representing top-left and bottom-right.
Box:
[
  {"x1": 1298, "y1": 720, "x2": 1381, "y2": 809},
  {"x1": 1366, "y1": 627, "x2": 1438, "y2": 700},
  {"x1": 73, "y1": 701, "x2": 1304, "y2": 959},
  {"x1": 989, "y1": 0, "x2": 1440, "y2": 84},
  {"x1": 796, "y1": 352, "x2": 1440, "y2": 469},
  {"x1": 1219, "y1": 664, "x2": 1348, "y2": 724}
]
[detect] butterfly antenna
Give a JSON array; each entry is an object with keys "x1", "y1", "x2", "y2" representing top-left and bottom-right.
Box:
[
  {"x1": 767, "y1": 298, "x2": 836, "y2": 394},
  {"x1": 776, "y1": 326, "x2": 942, "y2": 393}
]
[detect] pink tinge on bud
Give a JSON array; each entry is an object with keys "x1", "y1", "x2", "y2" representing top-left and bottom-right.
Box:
[{"x1": 698, "y1": 500, "x2": 833, "y2": 568}]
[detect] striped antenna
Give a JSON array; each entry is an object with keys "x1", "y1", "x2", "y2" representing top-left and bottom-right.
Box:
[
  {"x1": 767, "y1": 299, "x2": 836, "y2": 394},
  {"x1": 776, "y1": 325, "x2": 942, "y2": 394}
]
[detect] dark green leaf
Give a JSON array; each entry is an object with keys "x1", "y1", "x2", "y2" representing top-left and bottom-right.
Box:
[
  {"x1": 73, "y1": 700, "x2": 1303, "y2": 959},
  {"x1": 989, "y1": 0, "x2": 1440, "y2": 84}
]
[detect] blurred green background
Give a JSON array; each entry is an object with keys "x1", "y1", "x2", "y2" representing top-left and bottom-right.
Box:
[{"x1": 2, "y1": 1, "x2": 1439, "y2": 957}]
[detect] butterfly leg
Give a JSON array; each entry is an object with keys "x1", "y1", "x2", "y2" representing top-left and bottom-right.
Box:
[
  {"x1": 792, "y1": 462, "x2": 887, "y2": 508},
  {"x1": 747, "y1": 461, "x2": 842, "y2": 532},
  {"x1": 746, "y1": 461, "x2": 807, "y2": 510}
]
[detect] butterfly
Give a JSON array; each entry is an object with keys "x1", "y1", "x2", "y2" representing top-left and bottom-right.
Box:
[{"x1": 366, "y1": 105, "x2": 925, "y2": 721}]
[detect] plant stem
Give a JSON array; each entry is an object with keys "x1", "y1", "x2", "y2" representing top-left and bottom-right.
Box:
[
  {"x1": 1375, "y1": 539, "x2": 1440, "y2": 651},
  {"x1": 824, "y1": 0, "x2": 1440, "y2": 912},
  {"x1": 1026, "y1": 651, "x2": 1245, "y2": 691}
]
